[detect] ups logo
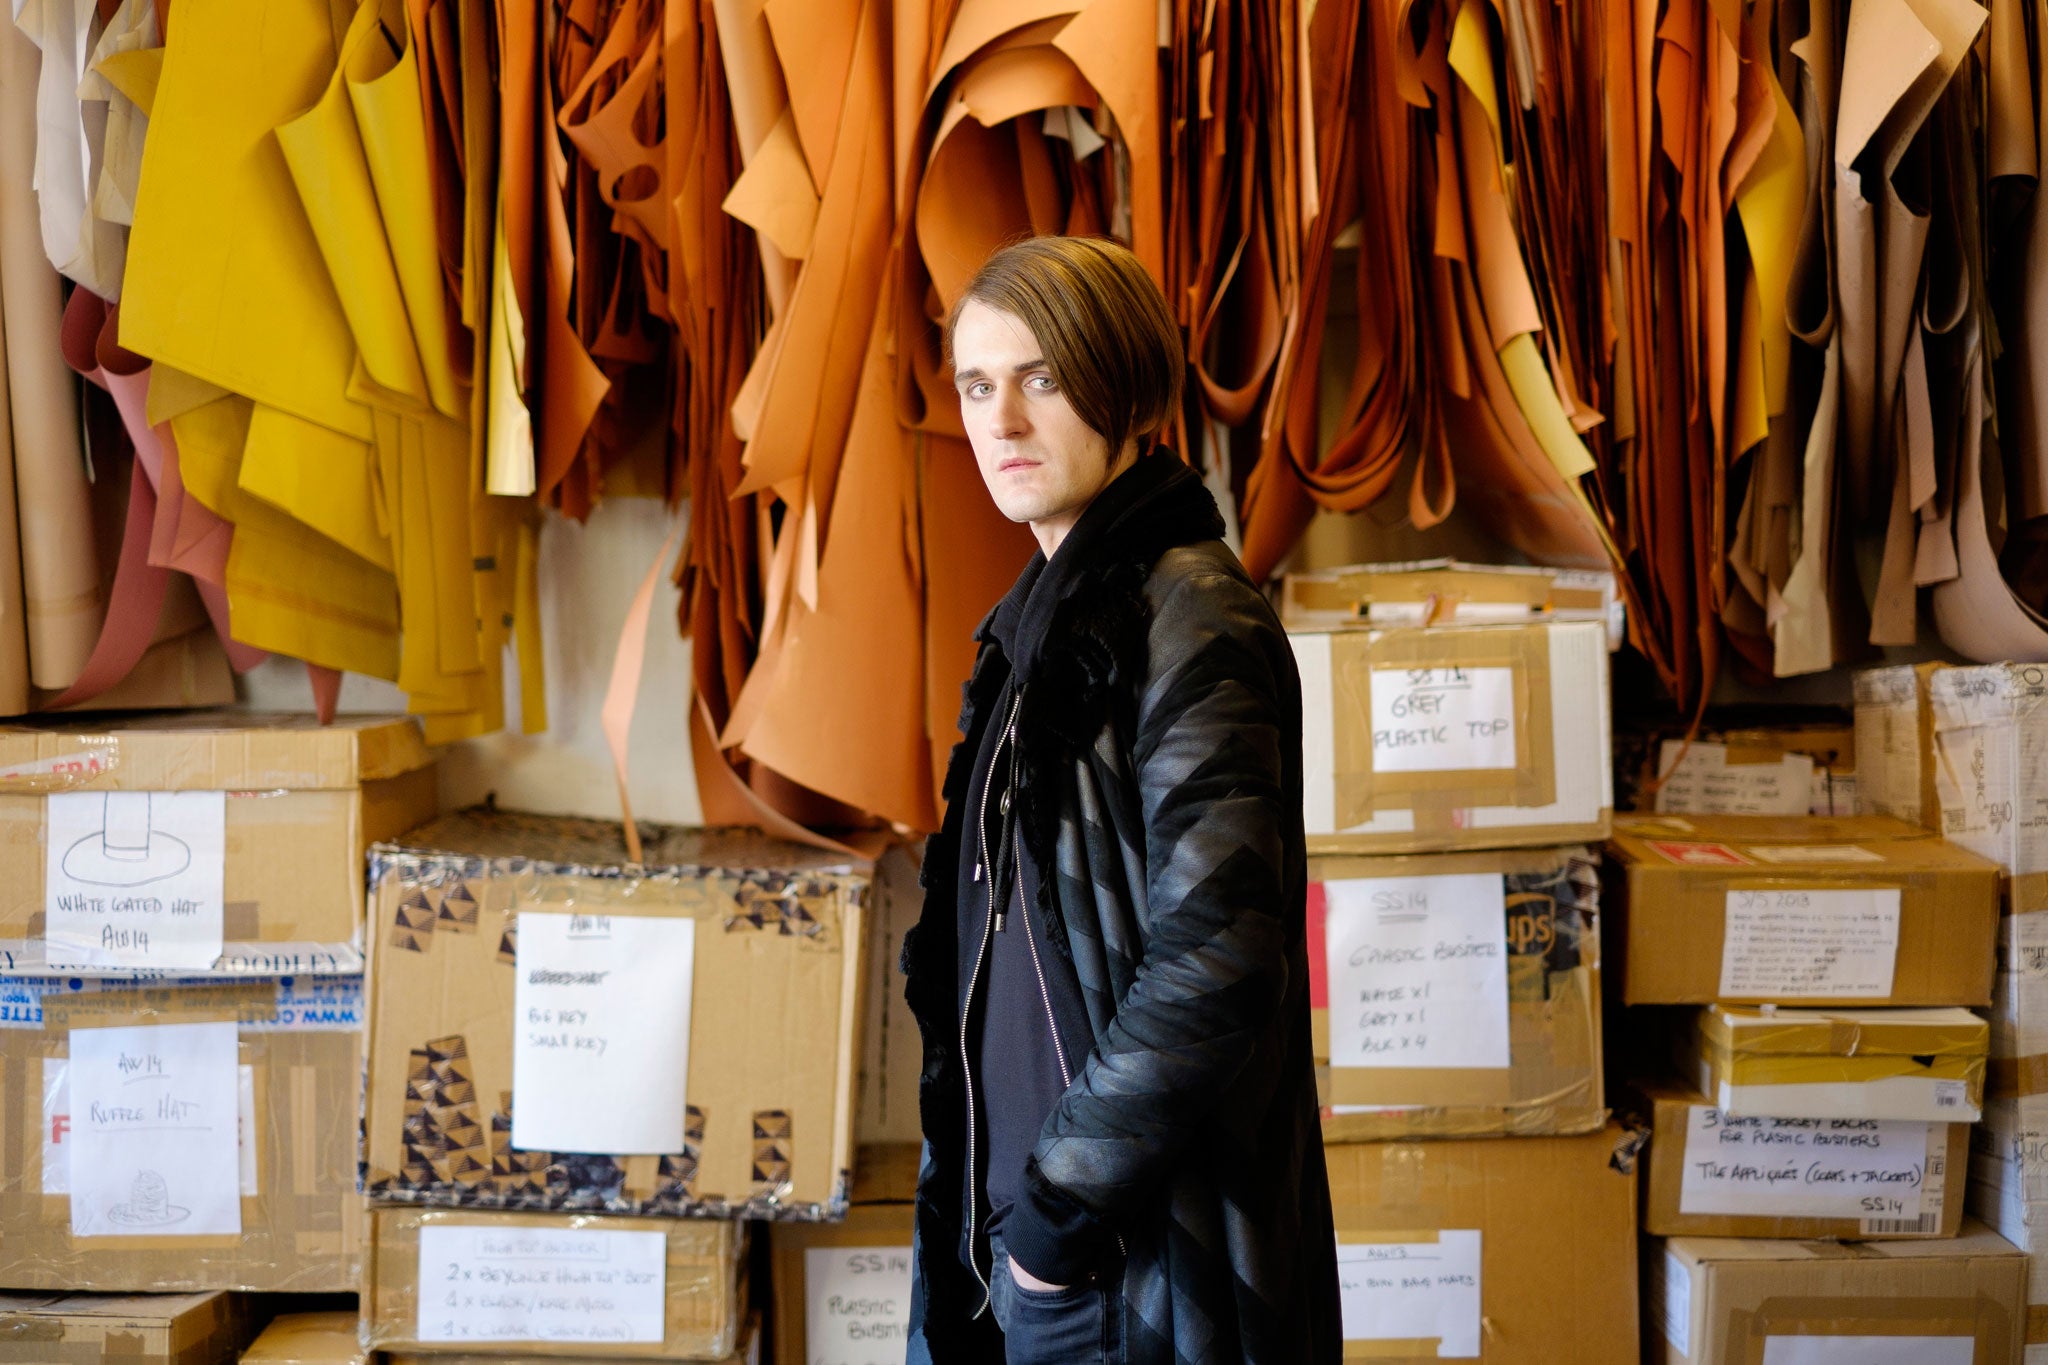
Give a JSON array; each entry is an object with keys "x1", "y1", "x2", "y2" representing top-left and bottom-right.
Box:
[{"x1": 1504, "y1": 893, "x2": 1555, "y2": 956}]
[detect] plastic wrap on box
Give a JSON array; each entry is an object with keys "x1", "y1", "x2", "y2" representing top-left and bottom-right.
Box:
[{"x1": 364, "y1": 809, "x2": 868, "y2": 1221}]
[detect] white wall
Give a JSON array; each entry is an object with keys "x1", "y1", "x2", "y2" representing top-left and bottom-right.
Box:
[{"x1": 238, "y1": 497, "x2": 705, "y2": 824}]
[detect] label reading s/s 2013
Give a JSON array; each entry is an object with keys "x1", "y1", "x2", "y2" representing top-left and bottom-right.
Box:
[{"x1": 1719, "y1": 888, "x2": 1901, "y2": 998}]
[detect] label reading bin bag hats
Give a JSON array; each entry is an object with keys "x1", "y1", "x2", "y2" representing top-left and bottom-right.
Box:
[
  {"x1": 511, "y1": 912, "x2": 695, "y2": 1154},
  {"x1": 1335, "y1": 1230, "x2": 1482, "y2": 1357}
]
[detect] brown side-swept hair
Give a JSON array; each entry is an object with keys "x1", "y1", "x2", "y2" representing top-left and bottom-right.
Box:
[{"x1": 944, "y1": 236, "x2": 1183, "y2": 458}]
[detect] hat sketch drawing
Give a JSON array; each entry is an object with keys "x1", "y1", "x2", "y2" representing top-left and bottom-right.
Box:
[
  {"x1": 107, "y1": 1169, "x2": 190, "y2": 1227},
  {"x1": 62, "y1": 793, "x2": 191, "y2": 887}
]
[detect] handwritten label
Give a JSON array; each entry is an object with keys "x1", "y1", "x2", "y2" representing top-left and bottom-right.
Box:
[
  {"x1": 415, "y1": 1223, "x2": 666, "y2": 1344},
  {"x1": 1323, "y1": 874, "x2": 1509, "y2": 1071},
  {"x1": 512, "y1": 912, "x2": 696, "y2": 1154},
  {"x1": 1336, "y1": 1230, "x2": 1481, "y2": 1357},
  {"x1": 804, "y1": 1245, "x2": 912, "y2": 1364},
  {"x1": 67, "y1": 1021, "x2": 241, "y2": 1236},
  {"x1": 45, "y1": 791, "x2": 226, "y2": 971},
  {"x1": 1719, "y1": 889, "x2": 1902, "y2": 999},
  {"x1": 1761, "y1": 1337, "x2": 1972, "y2": 1365},
  {"x1": 1369, "y1": 667, "x2": 1516, "y2": 773},
  {"x1": 1678, "y1": 1105, "x2": 1932, "y2": 1219},
  {"x1": 44, "y1": 1058, "x2": 257, "y2": 1196},
  {"x1": 1653, "y1": 741, "x2": 1813, "y2": 816}
]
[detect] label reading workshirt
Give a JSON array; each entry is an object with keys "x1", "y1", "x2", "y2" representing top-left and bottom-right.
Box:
[
  {"x1": 804, "y1": 1245, "x2": 912, "y2": 1364},
  {"x1": 1335, "y1": 1231, "x2": 1482, "y2": 1358},
  {"x1": 416, "y1": 1223, "x2": 666, "y2": 1344},
  {"x1": 1369, "y1": 667, "x2": 1516, "y2": 772},
  {"x1": 1719, "y1": 888, "x2": 1902, "y2": 998},
  {"x1": 511, "y1": 912, "x2": 696, "y2": 1155}
]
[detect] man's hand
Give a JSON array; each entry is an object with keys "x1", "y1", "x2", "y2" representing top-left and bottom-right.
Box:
[{"x1": 1008, "y1": 1254, "x2": 1069, "y2": 1293}]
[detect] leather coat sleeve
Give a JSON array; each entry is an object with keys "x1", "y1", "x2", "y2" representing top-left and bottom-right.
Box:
[{"x1": 1002, "y1": 567, "x2": 1297, "y2": 1285}]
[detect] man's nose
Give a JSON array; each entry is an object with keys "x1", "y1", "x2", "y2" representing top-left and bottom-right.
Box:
[{"x1": 988, "y1": 387, "x2": 1028, "y2": 439}]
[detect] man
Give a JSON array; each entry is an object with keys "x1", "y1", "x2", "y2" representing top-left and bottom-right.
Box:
[{"x1": 901, "y1": 235, "x2": 1340, "y2": 1365}]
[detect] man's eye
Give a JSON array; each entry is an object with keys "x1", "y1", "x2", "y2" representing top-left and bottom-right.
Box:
[
  {"x1": 1028, "y1": 374, "x2": 1057, "y2": 391},
  {"x1": 967, "y1": 382, "x2": 992, "y2": 398}
]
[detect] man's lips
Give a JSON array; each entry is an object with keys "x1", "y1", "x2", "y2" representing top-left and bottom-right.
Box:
[{"x1": 998, "y1": 458, "x2": 1039, "y2": 472}]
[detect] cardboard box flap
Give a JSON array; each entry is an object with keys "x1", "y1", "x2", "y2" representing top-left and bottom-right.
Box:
[
  {"x1": 1668, "y1": 1219, "x2": 2021, "y2": 1267},
  {"x1": 1281, "y1": 561, "x2": 1618, "y2": 631},
  {"x1": 0, "y1": 712, "x2": 431, "y2": 792},
  {"x1": 377, "y1": 808, "x2": 866, "y2": 878},
  {"x1": 238, "y1": 1312, "x2": 366, "y2": 1364},
  {"x1": 1615, "y1": 812, "x2": 1945, "y2": 852},
  {"x1": 1702, "y1": 1006, "x2": 1989, "y2": 1059}
]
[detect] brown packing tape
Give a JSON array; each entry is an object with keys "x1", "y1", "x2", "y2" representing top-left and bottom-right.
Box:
[
  {"x1": 2027, "y1": 1302, "x2": 2048, "y2": 1344},
  {"x1": 1988, "y1": 1053, "x2": 2048, "y2": 1099},
  {"x1": 2010, "y1": 873, "x2": 2048, "y2": 915},
  {"x1": 1723, "y1": 1296, "x2": 2010, "y2": 1365},
  {"x1": 1341, "y1": 1339, "x2": 1443, "y2": 1359},
  {"x1": 1307, "y1": 815, "x2": 1612, "y2": 859},
  {"x1": 1330, "y1": 629, "x2": 1557, "y2": 827}
]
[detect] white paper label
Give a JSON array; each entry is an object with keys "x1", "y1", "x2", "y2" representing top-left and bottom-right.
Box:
[
  {"x1": 44, "y1": 791, "x2": 226, "y2": 971},
  {"x1": 66, "y1": 1021, "x2": 241, "y2": 1236},
  {"x1": 1678, "y1": 1105, "x2": 1933, "y2": 1220},
  {"x1": 1761, "y1": 1336, "x2": 1973, "y2": 1365},
  {"x1": 43, "y1": 1059, "x2": 257, "y2": 1196},
  {"x1": 415, "y1": 1223, "x2": 666, "y2": 1344},
  {"x1": 512, "y1": 912, "x2": 696, "y2": 1155},
  {"x1": 1719, "y1": 889, "x2": 1902, "y2": 998},
  {"x1": 1653, "y1": 742, "x2": 1813, "y2": 816},
  {"x1": 803, "y1": 1245, "x2": 913, "y2": 1364},
  {"x1": 1322, "y1": 875, "x2": 1510, "y2": 1070},
  {"x1": 1934, "y1": 1080, "x2": 1968, "y2": 1114},
  {"x1": 1369, "y1": 667, "x2": 1516, "y2": 772},
  {"x1": 1335, "y1": 1230, "x2": 1482, "y2": 1357},
  {"x1": 1744, "y1": 845, "x2": 1885, "y2": 864},
  {"x1": 1657, "y1": 1250, "x2": 1690, "y2": 1354}
]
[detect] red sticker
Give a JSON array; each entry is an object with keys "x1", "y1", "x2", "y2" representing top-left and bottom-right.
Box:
[
  {"x1": 1644, "y1": 840, "x2": 1754, "y2": 867},
  {"x1": 1306, "y1": 882, "x2": 1329, "y2": 1010}
]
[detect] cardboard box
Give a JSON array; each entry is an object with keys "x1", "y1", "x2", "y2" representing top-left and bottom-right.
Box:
[
  {"x1": 0, "y1": 975, "x2": 361, "y2": 1291},
  {"x1": 1292, "y1": 619, "x2": 1613, "y2": 854},
  {"x1": 0, "y1": 711, "x2": 436, "y2": 974},
  {"x1": 363, "y1": 1206, "x2": 745, "y2": 1359},
  {"x1": 1279, "y1": 560, "x2": 1622, "y2": 641},
  {"x1": 1648, "y1": 726, "x2": 1858, "y2": 818},
  {"x1": 766, "y1": 1142, "x2": 916, "y2": 1365},
  {"x1": 1607, "y1": 814, "x2": 2000, "y2": 1006},
  {"x1": 1640, "y1": 1081, "x2": 1968, "y2": 1238},
  {"x1": 239, "y1": 1312, "x2": 366, "y2": 1364},
  {"x1": 1930, "y1": 664, "x2": 2048, "y2": 895},
  {"x1": 1965, "y1": 1097, "x2": 2048, "y2": 1351},
  {"x1": 364, "y1": 810, "x2": 868, "y2": 1220},
  {"x1": 855, "y1": 845, "x2": 922, "y2": 1148},
  {"x1": 1648, "y1": 1221, "x2": 2026, "y2": 1365},
  {"x1": 1991, "y1": 912, "x2": 2048, "y2": 1100},
  {"x1": 1307, "y1": 845, "x2": 1604, "y2": 1140},
  {"x1": 385, "y1": 1315, "x2": 762, "y2": 1365},
  {"x1": 1323, "y1": 1125, "x2": 1638, "y2": 1363},
  {"x1": 1857, "y1": 663, "x2": 1947, "y2": 830},
  {"x1": 1685, "y1": 1005, "x2": 1988, "y2": 1123},
  {"x1": 0, "y1": 1290, "x2": 251, "y2": 1363}
]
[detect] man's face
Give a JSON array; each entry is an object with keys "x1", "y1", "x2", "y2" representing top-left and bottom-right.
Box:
[{"x1": 952, "y1": 301, "x2": 1131, "y2": 555}]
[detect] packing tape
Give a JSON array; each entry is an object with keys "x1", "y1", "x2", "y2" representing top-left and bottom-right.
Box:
[
  {"x1": 0, "y1": 741, "x2": 124, "y2": 792},
  {"x1": 2026, "y1": 1302, "x2": 2048, "y2": 1344},
  {"x1": 1724, "y1": 1295, "x2": 2004, "y2": 1365},
  {"x1": 1988, "y1": 1053, "x2": 2048, "y2": 1099}
]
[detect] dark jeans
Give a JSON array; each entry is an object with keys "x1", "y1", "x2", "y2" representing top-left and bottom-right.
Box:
[{"x1": 988, "y1": 1232, "x2": 1124, "y2": 1365}]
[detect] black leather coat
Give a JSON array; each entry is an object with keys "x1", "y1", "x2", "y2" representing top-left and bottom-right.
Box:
[{"x1": 901, "y1": 457, "x2": 1341, "y2": 1364}]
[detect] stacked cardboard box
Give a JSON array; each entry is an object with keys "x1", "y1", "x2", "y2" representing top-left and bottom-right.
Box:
[
  {"x1": 0, "y1": 713, "x2": 424, "y2": 1354},
  {"x1": 1929, "y1": 662, "x2": 2048, "y2": 1360},
  {"x1": 1611, "y1": 795, "x2": 2020, "y2": 1360},
  {"x1": 1287, "y1": 591, "x2": 1630, "y2": 1352},
  {"x1": 362, "y1": 808, "x2": 872, "y2": 1360}
]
